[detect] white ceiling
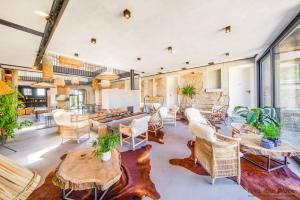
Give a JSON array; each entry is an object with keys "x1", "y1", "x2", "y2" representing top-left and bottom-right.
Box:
[
  {"x1": 0, "y1": 0, "x2": 52, "y2": 67},
  {"x1": 1, "y1": 0, "x2": 299, "y2": 73}
]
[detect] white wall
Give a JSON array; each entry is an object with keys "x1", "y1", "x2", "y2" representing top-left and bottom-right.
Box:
[{"x1": 102, "y1": 89, "x2": 141, "y2": 112}]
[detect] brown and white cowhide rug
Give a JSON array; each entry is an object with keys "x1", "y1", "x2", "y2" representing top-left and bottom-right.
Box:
[
  {"x1": 147, "y1": 129, "x2": 165, "y2": 144},
  {"x1": 169, "y1": 141, "x2": 300, "y2": 200},
  {"x1": 29, "y1": 145, "x2": 160, "y2": 200}
]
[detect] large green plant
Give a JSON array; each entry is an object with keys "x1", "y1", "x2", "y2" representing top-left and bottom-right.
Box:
[
  {"x1": 234, "y1": 106, "x2": 281, "y2": 139},
  {"x1": 0, "y1": 85, "x2": 32, "y2": 142},
  {"x1": 181, "y1": 84, "x2": 196, "y2": 99},
  {"x1": 92, "y1": 133, "x2": 120, "y2": 157}
]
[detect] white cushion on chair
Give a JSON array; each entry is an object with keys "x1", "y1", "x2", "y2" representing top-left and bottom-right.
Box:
[
  {"x1": 185, "y1": 108, "x2": 207, "y2": 124},
  {"x1": 159, "y1": 107, "x2": 169, "y2": 118},
  {"x1": 130, "y1": 116, "x2": 151, "y2": 137},
  {"x1": 189, "y1": 122, "x2": 217, "y2": 143}
]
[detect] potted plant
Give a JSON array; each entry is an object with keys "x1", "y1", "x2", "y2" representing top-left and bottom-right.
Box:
[
  {"x1": 180, "y1": 84, "x2": 196, "y2": 109},
  {"x1": 259, "y1": 123, "x2": 281, "y2": 148},
  {"x1": 92, "y1": 132, "x2": 120, "y2": 161},
  {"x1": 0, "y1": 84, "x2": 32, "y2": 145},
  {"x1": 234, "y1": 106, "x2": 281, "y2": 149}
]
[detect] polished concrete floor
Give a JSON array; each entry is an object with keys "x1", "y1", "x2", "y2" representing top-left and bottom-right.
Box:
[{"x1": 1, "y1": 120, "x2": 300, "y2": 200}]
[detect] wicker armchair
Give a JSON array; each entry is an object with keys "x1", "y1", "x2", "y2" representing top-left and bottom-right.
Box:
[
  {"x1": 148, "y1": 110, "x2": 163, "y2": 136},
  {"x1": 191, "y1": 122, "x2": 241, "y2": 184},
  {"x1": 0, "y1": 154, "x2": 40, "y2": 200},
  {"x1": 201, "y1": 95, "x2": 230, "y2": 125},
  {"x1": 53, "y1": 109, "x2": 91, "y2": 143}
]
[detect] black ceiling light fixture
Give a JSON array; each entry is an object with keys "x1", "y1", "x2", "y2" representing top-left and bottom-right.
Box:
[
  {"x1": 74, "y1": 53, "x2": 79, "y2": 57},
  {"x1": 225, "y1": 25, "x2": 231, "y2": 33},
  {"x1": 91, "y1": 38, "x2": 96, "y2": 44},
  {"x1": 123, "y1": 9, "x2": 131, "y2": 19},
  {"x1": 167, "y1": 46, "x2": 173, "y2": 53},
  {"x1": 137, "y1": 57, "x2": 141, "y2": 61},
  {"x1": 185, "y1": 61, "x2": 189, "y2": 65},
  {"x1": 160, "y1": 67, "x2": 164, "y2": 70},
  {"x1": 181, "y1": 67, "x2": 187, "y2": 70},
  {"x1": 208, "y1": 62, "x2": 215, "y2": 65},
  {"x1": 225, "y1": 52, "x2": 230, "y2": 56}
]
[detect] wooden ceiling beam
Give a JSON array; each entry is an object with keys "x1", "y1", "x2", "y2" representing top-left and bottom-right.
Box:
[{"x1": 34, "y1": 0, "x2": 69, "y2": 67}]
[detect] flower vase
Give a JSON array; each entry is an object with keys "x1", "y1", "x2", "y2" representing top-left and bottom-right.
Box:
[
  {"x1": 101, "y1": 151, "x2": 111, "y2": 161},
  {"x1": 260, "y1": 139, "x2": 274, "y2": 149}
]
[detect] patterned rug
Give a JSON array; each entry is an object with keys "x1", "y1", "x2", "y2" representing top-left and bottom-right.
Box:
[
  {"x1": 29, "y1": 145, "x2": 160, "y2": 200},
  {"x1": 169, "y1": 141, "x2": 300, "y2": 200}
]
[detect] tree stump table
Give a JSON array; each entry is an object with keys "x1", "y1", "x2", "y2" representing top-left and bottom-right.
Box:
[
  {"x1": 56, "y1": 148, "x2": 122, "y2": 200},
  {"x1": 238, "y1": 134, "x2": 300, "y2": 172}
]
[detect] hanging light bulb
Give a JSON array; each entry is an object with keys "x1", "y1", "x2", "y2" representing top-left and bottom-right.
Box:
[{"x1": 42, "y1": 56, "x2": 53, "y2": 80}]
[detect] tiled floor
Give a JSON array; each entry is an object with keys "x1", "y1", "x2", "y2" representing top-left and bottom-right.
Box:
[{"x1": 1, "y1": 120, "x2": 299, "y2": 200}]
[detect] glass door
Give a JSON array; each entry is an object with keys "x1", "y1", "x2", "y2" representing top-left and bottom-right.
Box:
[
  {"x1": 69, "y1": 89, "x2": 85, "y2": 110},
  {"x1": 274, "y1": 24, "x2": 300, "y2": 161}
]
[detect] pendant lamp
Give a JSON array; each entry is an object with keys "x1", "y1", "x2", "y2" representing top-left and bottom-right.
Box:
[{"x1": 0, "y1": 80, "x2": 13, "y2": 95}]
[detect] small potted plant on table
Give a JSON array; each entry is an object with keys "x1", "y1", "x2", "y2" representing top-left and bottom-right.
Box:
[
  {"x1": 234, "y1": 106, "x2": 281, "y2": 149},
  {"x1": 92, "y1": 132, "x2": 120, "y2": 161}
]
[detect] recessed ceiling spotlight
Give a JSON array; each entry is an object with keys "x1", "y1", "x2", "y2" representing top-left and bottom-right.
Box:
[
  {"x1": 74, "y1": 53, "x2": 79, "y2": 57},
  {"x1": 160, "y1": 67, "x2": 164, "y2": 70},
  {"x1": 91, "y1": 38, "x2": 96, "y2": 44},
  {"x1": 123, "y1": 9, "x2": 131, "y2": 19},
  {"x1": 225, "y1": 26, "x2": 231, "y2": 33},
  {"x1": 185, "y1": 61, "x2": 189, "y2": 65},
  {"x1": 225, "y1": 52, "x2": 230, "y2": 56},
  {"x1": 208, "y1": 62, "x2": 215, "y2": 65},
  {"x1": 167, "y1": 46, "x2": 173, "y2": 53},
  {"x1": 137, "y1": 57, "x2": 141, "y2": 61}
]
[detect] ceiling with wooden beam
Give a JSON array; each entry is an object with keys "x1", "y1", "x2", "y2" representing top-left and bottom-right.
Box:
[
  {"x1": 47, "y1": 0, "x2": 300, "y2": 74},
  {"x1": 0, "y1": 0, "x2": 52, "y2": 67}
]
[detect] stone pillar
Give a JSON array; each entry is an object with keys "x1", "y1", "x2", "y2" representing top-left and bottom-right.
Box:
[{"x1": 130, "y1": 69, "x2": 134, "y2": 90}]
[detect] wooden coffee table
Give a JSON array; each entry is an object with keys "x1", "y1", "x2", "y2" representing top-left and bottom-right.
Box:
[
  {"x1": 56, "y1": 148, "x2": 122, "y2": 200},
  {"x1": 238, "y1": 134, "x2": 300, "y2": 172}
]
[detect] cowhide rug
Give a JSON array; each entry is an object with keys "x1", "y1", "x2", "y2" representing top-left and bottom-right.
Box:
[
  {"x1": 169, "y1": 141, "x2": 300, "y2": 200},
  {"x1": 147, "y1": 129, "x2": 165, "y2": 144},
  {"x1": 29, "y1": 145, "x2": 160, "y2": 200}
]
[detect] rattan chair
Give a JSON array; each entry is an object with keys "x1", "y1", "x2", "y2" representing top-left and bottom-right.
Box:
[
  {"x1": 0, "y1": 154, "x2": 40, "y2": 200},
  {"x1": 201, "y1": 95, "x2": 230, "y2": 125},
  {"x1": 52, "y1": 109, "x2": 91, "y2": 143},
  {"x1": 148, "y1": 110, "x2": 163, "y2": 136},
  {"x1": 191, "y1": 122, "x2": 241, "y2": 184}
]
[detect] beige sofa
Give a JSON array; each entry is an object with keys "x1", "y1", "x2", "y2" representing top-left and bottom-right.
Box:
[{"x1": 52, "y1": 109, "x2": 91, "y2": 143}]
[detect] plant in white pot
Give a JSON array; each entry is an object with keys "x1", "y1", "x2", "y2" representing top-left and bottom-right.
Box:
[{"x1": 92, "y1": 132, "x2": 120, "y2": 161}]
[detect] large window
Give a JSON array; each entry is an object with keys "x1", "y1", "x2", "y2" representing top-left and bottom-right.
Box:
[
  {"x1": 258, "y1": 14, "x2": 300, "y2": 164},
  {"x1": 274, "y1": 24, "x2": 300, "y2": 150},
  {"x1": 260, "y1": 53, "x2": 272, "y2": 107}
]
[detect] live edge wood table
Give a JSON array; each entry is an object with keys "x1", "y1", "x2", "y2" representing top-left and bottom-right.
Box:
[
  {"x1": 56, "y1": 148, "x2": 122, "y2": 200},
  {"x1": 236, "y1": 134, "x2": 300, "y2": 172}
]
